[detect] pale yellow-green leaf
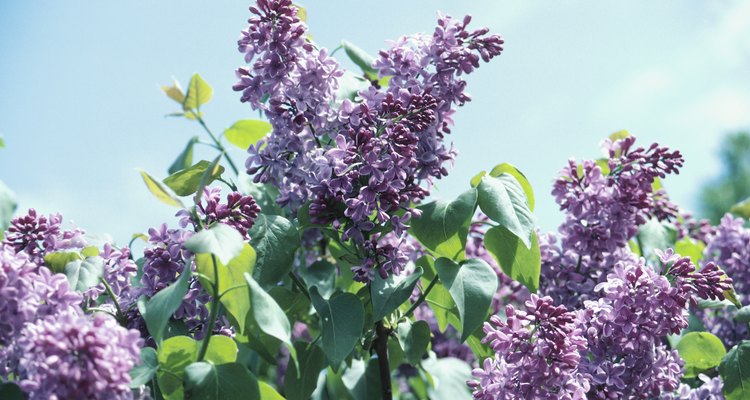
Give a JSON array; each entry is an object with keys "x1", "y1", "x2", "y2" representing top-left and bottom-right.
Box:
[
  {"x1": 160, "y1": 80, "x2": 185, "y2": 104},
  {"x1": 183, "y1": 73, "x2": 213, "y2": 111},
  {"x1": 138, "y1": 170, "x2": 184, "y2": 208},
  {"x1": 224, "y1": 120, "x2": 272, "y2": 150}
]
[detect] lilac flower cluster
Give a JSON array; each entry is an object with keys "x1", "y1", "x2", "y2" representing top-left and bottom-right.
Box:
[
  {"x1": 3, "y1": 208, "x2": 86, "y2": 264},
  {"x1": 541, "y1": 136, "x2": 684, "y2": 307},
  {"x1": 663, "y1": 374, "x2": 724, "y2": 400},
  {"x1": 15, "y1": 311, "x2": 142, "y2": 400},
  {"x1": 235, "y1": 0, "x2": 503, "y2": 282},
  {"x1": 178, "y1": 186, "x2": 261, "y2": 239},
  {"x1": 697, "y1": 214, "x2": 750, "y2": 347},
  {"x1": 468, "y1": 295, "x2": 589, "y2": 399}
]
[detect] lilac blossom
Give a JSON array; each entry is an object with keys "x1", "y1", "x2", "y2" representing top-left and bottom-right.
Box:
[
  {"x1": 468, "y1": 295, "x2": 589, "y2": 399},
  {"x1": 177, "y1": 186, "x2": 261, "y2": 239},
  {"x1": 662, "y1": 374, "x2": 724, "y2": 400},
  {"x1": 3, "y1": 208, "x2": 86, "y2": 264},
  {"x1": 15, "y1": 311, "x2": 142, "y2": 400}
]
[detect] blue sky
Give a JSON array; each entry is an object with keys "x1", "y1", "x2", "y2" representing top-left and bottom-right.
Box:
[{"x1": 1, "y1": 1, "x2": 749, "y2": 244}]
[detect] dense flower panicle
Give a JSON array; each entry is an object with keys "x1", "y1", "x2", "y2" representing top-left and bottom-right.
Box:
[
  {"x1": 662, "y1": 374, "x2": 724, "y2": 400},
  {"x1": 656, "y1": 248, "x2": 732, "y2": 303},
  {"x1": 16, "y1": 311, "x2": 142, "y2": 400},
  {"x1": 178, "y1": 187, "x2": 261, "y2": 239},
  {"x1": 82, "y1": 244, "x2": 138, "y2": 307},
  {"x1": 675, "y1": 212, "x2": 715, "y2": 244},
  {"x1": 3, "y1": 209, "x2": 86, "y2": 263},
  {"x1": 469, "y1": 295, "x2": 589, "y2": 399},
  {"x1": 140, "y1": 224, "x2": 193, "y2": 295},
  {"x1": 0, "y1": 248, "x2": 42, "y2": 347}
]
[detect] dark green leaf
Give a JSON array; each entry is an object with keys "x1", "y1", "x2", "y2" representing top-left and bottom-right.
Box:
[
  {"x1": 341, "y1": 358, "x2": 382, "y2": 400},
  {"x1": 237, "y1": 177, "x2": 283, "y2": 216},
  {"x1": 735, "y1": 306, "x2": 750, "y2": 323},
  {"x1": 409, "y1": 189, "x2": 477, "y2": 260},
  {"x1": 417, "y1": 256, "x2": 455, "y2": 333},
  {"x1": 244, "y1": 273, "x2": 292, "y2": 346},
  {"x1": 224, "y1": 120, "x2": 272, "y2": 150},
  {"x1": 193, "y1": 153, "x2": 223, "y2": 206},
  {"x1": 371, "y1": 267, "x2": 423, "y2": 320},
  {"x1": 249, "y1": 214, "x2": 301, "y2": 288},
  {"x1": 285, "y1": 342, "x2": 327, "y2": 400},
  {"x1": 310, "y1": 287, "x2": 364, "y2": 370},
  {"x1": 397, "y1": 320, "x2": 431, "y2": 365},
  {"x1": 720, "y1": 340, "x2": 750, "y2": 400},
  {"x1": 64, "y1": 256, "x2": 104, "y2": 292},
  {"x1": 477, "y1": 174, "x2": 534, "y2": 248},
  {"x1": 484, "y1": 226, "x2": 541, "y2": 292},
  {"x1": 168, "y1": 136, "x2": 199, "y2": 174},
  {"x1": 163, "y1": 160, "x2": 225, "y2": 197},
  {"x1": 184, "y1": 362, "x2": 260, "y2": 400},
  {"x1": 140, "y1": 263, "x2": 192, "y2": 344},
  {"x1": 184, "y1": 223, "x2": 245, "y2": 265},
  {"x1": 139, "y1": 170, "x2": 184, "y2": 208},
  {"x1": 435, "y1": 258, "x2": 497, "y2": 342},
  {"x1": 677, "y1": 332, "x2": 726, "y2": 378},
  {"x1": 486, "y1": 163, "x2": 535, "y2": 211},
  {"x1": 0, "y1": 383, "x2": 24, "y2": 400},
  {"x1": 341, "y1": 40, "x2": 378, "y2": 80},
  {"x1": 183, "y1": 73, "x2": 213, "y2": 111},
  {"x1": 299, "y1": 260, "x2": 336, "y2": 299},
  {"x1": 130, "y1": 347, "x2": 158, "y2": 388}
]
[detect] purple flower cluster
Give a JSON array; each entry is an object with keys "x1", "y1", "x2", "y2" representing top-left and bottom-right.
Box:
[
  {"x1": 697, "y1": 214, "x2": 750, "y2": 347},
  {"x1": 178, "y1": 186, "x2": 261, "y2": 239},
  {"x1": 15, "y1": 311, "x2": 142, "y2": 400},
  {"x1": 3, "y1": 208, "x2": 86, "y2": 264},
  {"x1": 235, "y1": 0, "x2": 503, "y2": 282},
  {"x1": 468, "y1": 295, "x2": 589, "y2": 399},
  {"x1": 663, "y1": 374, "x2": 724, "y2": 400},
  {"x1": 541, "y1": 136, "x2": 684, "y2": 307}
]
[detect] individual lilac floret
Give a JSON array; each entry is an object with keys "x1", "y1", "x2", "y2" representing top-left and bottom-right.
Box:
[
  {"x1": 178, "y1": 186, "x2": 261, "y2": 239},
  {"x1": 3, "y1": 209, "x2": 86, "y2": 264},
  {"x1": 468, "y1": 295, "x2": 589, "y2": 399},
  {"x1": 663, "y1": 374, "x2": 724, "y2": 400},
  {"x1": 15, "y1": 311, "x2": 142, "y2": 400}
]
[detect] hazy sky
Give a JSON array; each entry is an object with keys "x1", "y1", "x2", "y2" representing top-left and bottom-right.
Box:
[{"x1": 1, "y1": 1, "x2": 749, "y2": 243}]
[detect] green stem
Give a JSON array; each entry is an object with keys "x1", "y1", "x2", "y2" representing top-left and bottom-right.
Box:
[
  {"x1": 403, "y1": 275, "x2": 439, "y2": 318},
  {"x1": 218, "y1": 284, "x2": 247, "y2": 299},
  {"x1": 197, "y1": 255, "x2": 222, "y2": 362},
  {"x1": 196, "y1": 116, "x2": 240, "y2": 176},
  {"x1": 100, "y1": 277, "x2": 126, "y2": 324},
  {"x1": 288, "y1": 271, "x2": 310, "y2": 300}
]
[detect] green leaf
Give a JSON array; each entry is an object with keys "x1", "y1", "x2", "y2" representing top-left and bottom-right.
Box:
[
  {"x1": 285, "y1": 342, "x2": 327, "y2": 400},
  {"x1": 637, "y1": 218, "x2": 677, "y2": 256},
  {"x1": 608, "y1": 129, "x2": 631, "y2": 142},
  {"x1": 435, "y1": 258, "x2": 498, "y2": 342},
  {"x1": 0, "y1": 136, "x2": 5, "y2": 149},
  {"x1": 484, "y1": 226, "x2": 541, "y2": 292},
  {"x1": 193, "y1": 153, "x2": 223, "y2": 205},
  {"x1": 140, "y1": 263, "x2": 192, "y2": 344},
  {"x1": 0, "y1": 383, "x2": 24, "y2": 400},
  {"x1": 183, "y1": 73, "x2": 213, "y2": 111},
  {"x1": 735, "y1": 306, "x2": 750, "y2": 323},
  {"x1": 720, "y1": 340, "x2": 750, "y2": 400},
  {"x1": 184, "y1": 223, "x2": 245, "y2": 265},
  {"x1": 44, "y1": 251, "x2": 83, "y2": 274},
  {"x1": 249, "y1": 214, "x2": 301, "y2": 288},
  {"x1": 675, "y1": 237, "x2": 706, "y2": 265},
  {"x1": 477, "y1": 174, "x2": 534, "y2": 248},
  {"x1": 139, "y1": 170, "x2": 184, "y2": 208},
  {"x1": 397, "y1": 320, "x2": 431, "y2": 365},
  {"x1": 310, "y1": 287, "x2": 365, "y2": 370},
  {"x1": 371, "y1": 267, "x2": 423, "y2": 321},
  {"x1": 204, "y1": 335, "x2": 239, "y2": 365},
  {"x1": 341, "y1": 40, "x2": 378, "y2": 80},
  {"x1": 163, "y1": 160, "x2": 225, "y2": 197},
  {"x1": 168, "y1": 136, "x2": 199, "y2": 174},
  {"x1": 259, "y1": 381, "x2": 285, "y2": 400},
  {"x1": 677, "y1": 332, "x2": 726, "y2": 378},
  {"x1": 417, "y1": 256, "x2": 455, "y2": 333},
  {"x1": 161, "y1": 79, "x2": 186, "y2": 104},
  {"x1": 487, "y1": 163, "x2": 535, "y2": 211},
  {"x1": 295, "y1": 3, "x2": 307, "y2": 22},
  {"x1": 244, "y1": 273, "x2": 293, "y2": 347},
  {"x1": 409, "y1": 189, "x2": 477, "y2": 261},
  {"x1": 237, "y1": 177, "x2": 283, "y2": 216},
  {"x1": 730, "y1": 197, "x2": 750, "y2": 219},
  {"x1": 336, "y1": 71, "x2": 371, "y2": 102},
  {"x1": 184, "y1": 362, "x2": 260, "y2": 400},
  {"x1": 421, "y1": 356, "x2": 473, "y2": 400},
  {"x1": 130, "y1": 347, "x2": 158, "y2": 388},
  {"x1": 195, "y1": 244, "x2": 256, "y2": 334},
  {"x1": 0, "y1": 180, "x2": 17, "y2": 231},
  {"x1": 299, "y1": 259, "x2": 336, "y2": 299},
  {"x1": 341, "y1": 358, "x2": 382, "y2": 400},
  {"x1": 224, "y1": 120, "x2": 272, "y2": 150},
  {"x1": 157, "y1": 336, "x2": 199, "y2": 400},
  {"x1": 64, "y1": 256, "x2": 104, "y2": 292}
]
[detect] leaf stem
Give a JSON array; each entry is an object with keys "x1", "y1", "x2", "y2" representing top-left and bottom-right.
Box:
[
  {"x1": 288, "y1": 271, "x2": 310, "y2": 300},
  {"x1": 403, "y1": 275, "x2": 439, "y2": 318},
  {"x1": 195, "y1": 116, "x2": 240, "y2": 176},
  {"x1": 374, "y1": 321, "x2": 393, "y2": 400},
  {"x1": 196, "y1": 255, "x2": 222, "y2": 362},
  {"x1": 100, "y1": 277, "x2": 126, "y2": 325}
]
